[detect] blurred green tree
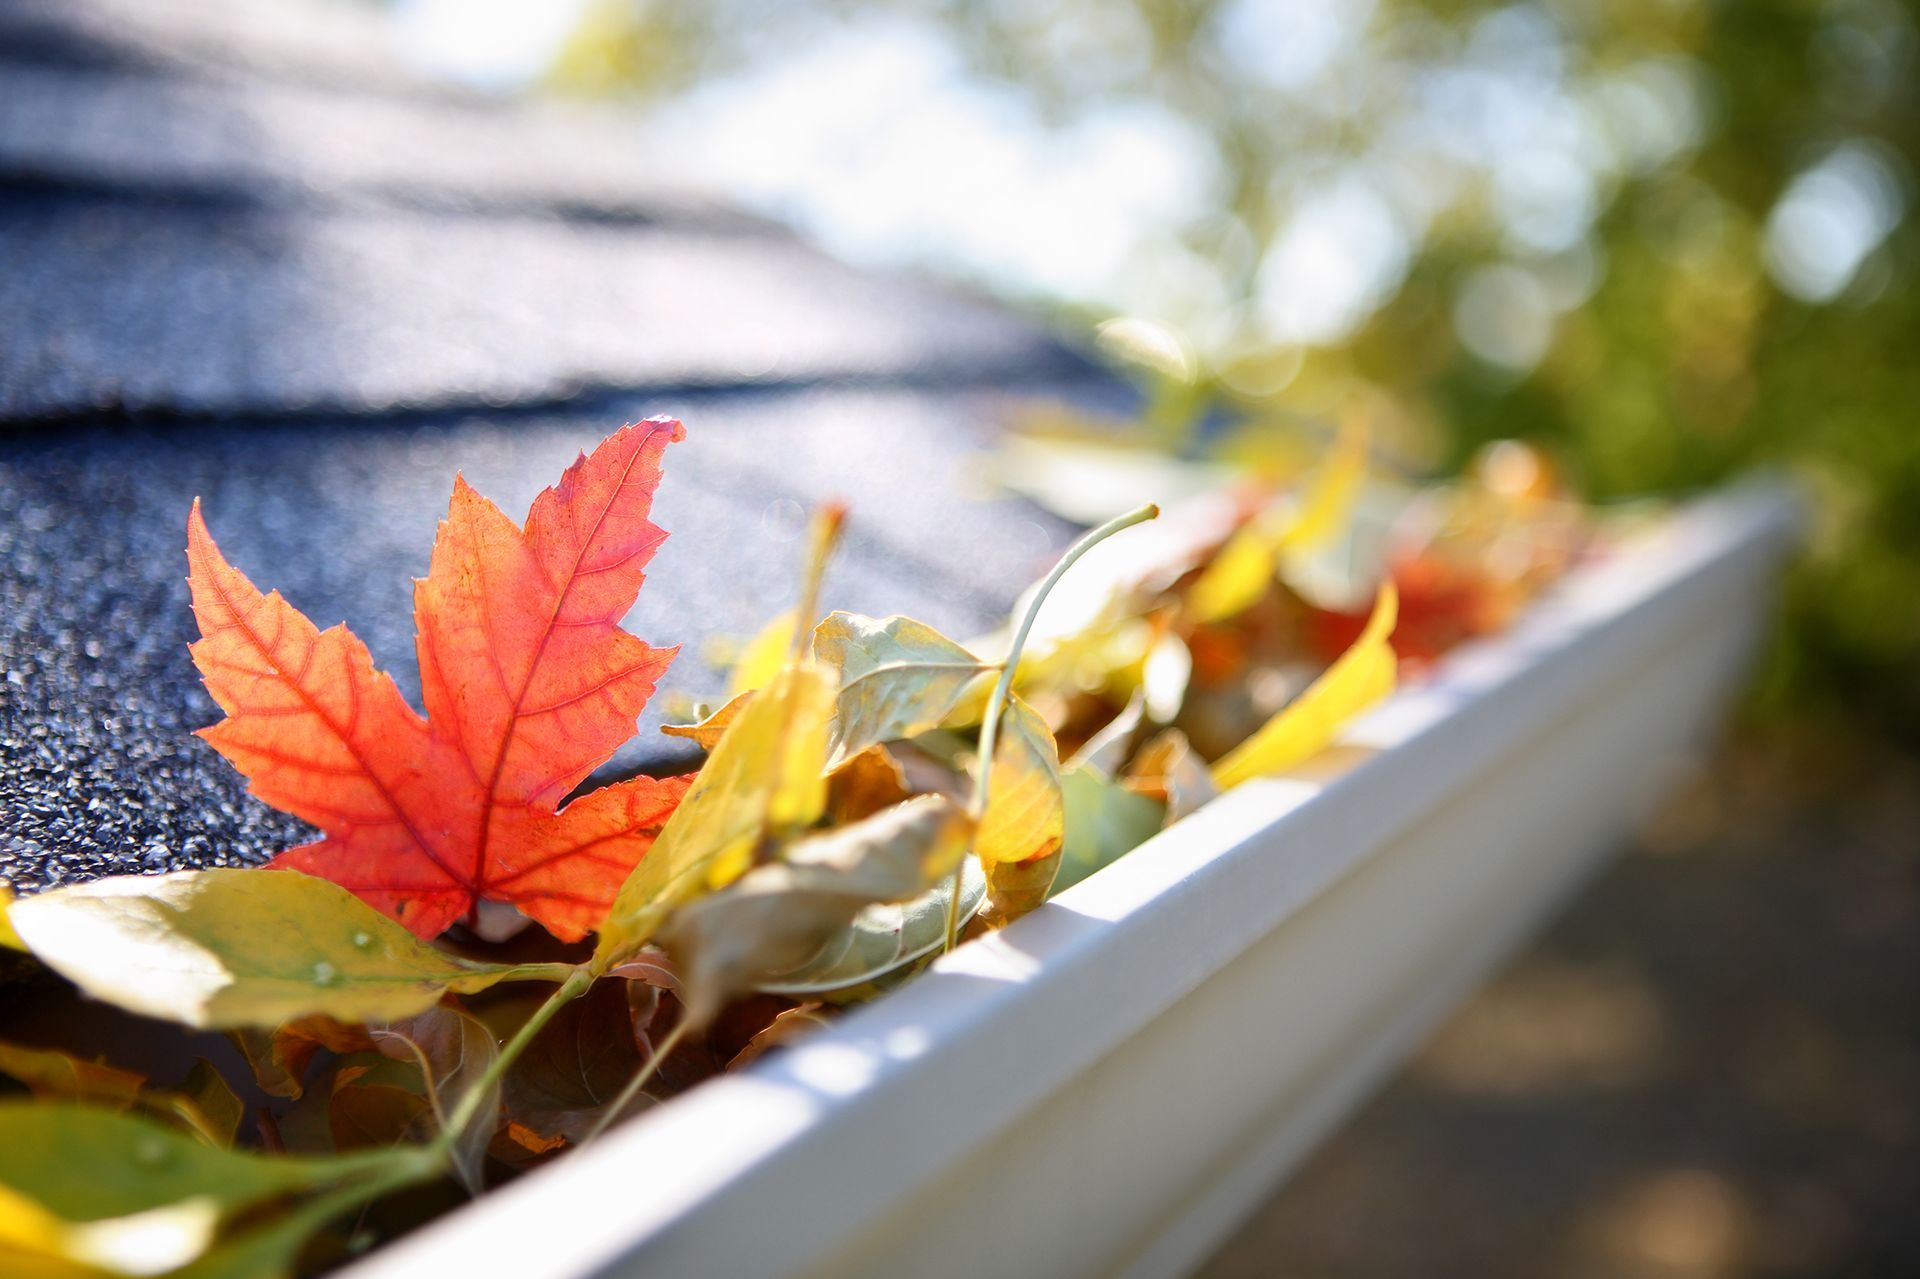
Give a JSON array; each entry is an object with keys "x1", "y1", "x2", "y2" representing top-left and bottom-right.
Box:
[{"x1": 546, "y1": 0, "x2": 1917, "y2": 738}]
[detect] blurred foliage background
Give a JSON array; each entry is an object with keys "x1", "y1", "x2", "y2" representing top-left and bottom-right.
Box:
[{"x1": 409, "y1": 0, "x2": 1916, "y2": 742}]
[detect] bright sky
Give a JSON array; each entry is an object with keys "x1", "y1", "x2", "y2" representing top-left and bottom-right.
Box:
[{"x1": 393, "y1": 0, "x2": 1906, "y2": 366}]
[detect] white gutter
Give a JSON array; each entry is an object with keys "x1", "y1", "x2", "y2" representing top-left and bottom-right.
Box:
[{"x1": 353, "y1": 481, "x2": 1799, "y2": 1279}]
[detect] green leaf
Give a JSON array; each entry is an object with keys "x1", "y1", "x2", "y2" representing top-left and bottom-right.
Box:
[
  {"x1": 171, "y1": 1153, "x2": 439, "y2": 1279},
  {"x1": 1050, "y1": 765, "x2": 1168, "y2": 896},
  {"x1": 0, "y1": 1103, "x2": 414, "y2": 1276},
  {"x1": 662, "y1": 795, "x2": 973, "y2": 1020},
  {"x1": 813, "y1": 613, "x2": 991, "y2": 769},
  {"x1": 758, "y1": 858, "x2": 987, "y2": 996},
  {"x1": 8, "y1": 870, "x2": 565, "y2": 1030},
  {"x1": 594, "y1": 660, "x2": 837, "y2": 971}
]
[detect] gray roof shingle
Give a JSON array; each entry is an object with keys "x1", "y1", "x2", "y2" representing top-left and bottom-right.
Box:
[{"x1": 0, "y1": 0, "x2": 1120, "y2": 892}]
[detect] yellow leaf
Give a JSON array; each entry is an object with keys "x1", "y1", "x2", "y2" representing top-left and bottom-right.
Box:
[
  {"x1": 0, "y1": 885, "x2": 25, "y2": 952},
  {"x1": 594, "y1": 659, "x2": 836, "y2": 969},
  {"x1": 1279, "y1": 409, "x2": 1370, "y2": 553},
  {"x1": 1211, "y1": 582, "x2": 1398, "y2": 790},
  {"x1": 975, "y1": 697, "x2": 1064, "y2": 868},
  {"x1": 979, "y1": 851, "x2": 1063, "y2": 931},
  {"x1": 0, "y1": 1043, "x2": 146, "y2": 1113},
  {"x1": 0, "y1": 1186, "x2": 72, "y2": 1262},
  {"x1": 1187, "y1": 413, "x2": 1370, "y2": 623},
  {"x1": 728, "y1": 610, "x2": 796, "y2": 697},
  {"x1": 1184, "y1": 519, "x2": 1278, "y2": 626}
]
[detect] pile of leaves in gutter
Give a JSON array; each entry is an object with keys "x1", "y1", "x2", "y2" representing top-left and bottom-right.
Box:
[{"x1": 0, "y1": 415, "x2": 1591, "y2": 1277}]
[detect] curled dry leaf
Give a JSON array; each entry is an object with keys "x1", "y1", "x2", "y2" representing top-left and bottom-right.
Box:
[
  {"x1": 756, "y1": 858, "x2": 987, "y2": 996},
  {"x1": 0, "y1": 1042, "x2": 146, "y2": 1112},
  {"x1": 496, "y1": 980, "x2": 648, "y2": 1148},
  {"x1": 371, "y1": 1004, "x2": 500, "y2": 1194},
  {"x1": 186, "y1": 420, "x2": 691, "y2": 942},
  {"x1": 1211, "y1": 581, "x2": 1399, "y2": 790},
  {"x1": 828, "y1": 745, "x2": 914, "y2": 825},
  {"x1": 1124, "y1": 728, "x2": 1220, "y2": 824},
  {"x1": 976, "y1": 857, "x2": 1058, "y2": 931},
  {"x1": 0, "y1": 1044, "x2": 247, "y2": 1150},
  {"x1": 975, "y1": 698, "x2": 1065, "y2": 868},
  {"x1": 727, "y1": 1005, "x2": 832, "y2": 1071},
  {"x1": 812, "y1": 612, "x2": 992, "y2": 768},
  {"x1": 328, "y1": 1056, "x2": 433, "y2": 1158},
  {"x1": 659, "y1": 692, "x2": 752, "y2": 751},
  {"x1": 176, "y1": 1062, "x2": 246, "y2": 1149},
  {"x1": 661, "y1": 795, "x2": 973, "y2": 1022},
  {"x1": 228, "y1": 1017, "x2": 374, "y2": 1103},
  {"x1": 8, "y1": 869, "x2": 568, "y2": 1030}
]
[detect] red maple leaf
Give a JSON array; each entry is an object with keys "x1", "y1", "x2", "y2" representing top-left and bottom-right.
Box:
[{"x1": 186, "y1": 419, "x2": 693, "y2": 941}]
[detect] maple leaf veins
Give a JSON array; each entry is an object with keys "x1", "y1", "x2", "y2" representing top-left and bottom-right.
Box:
[{"x1": 186, "y1": 419, "x2": 692, "y2": 942}]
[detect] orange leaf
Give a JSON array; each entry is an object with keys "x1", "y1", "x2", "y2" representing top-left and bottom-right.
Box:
[{"x1": 188, "y1": 419, "x2": 694, "y2": 941}]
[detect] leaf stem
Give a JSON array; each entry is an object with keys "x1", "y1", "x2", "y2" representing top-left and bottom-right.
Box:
[
  {"x1": 439, "y1": 966, "x2": 593, "y2": 1153},
  {"x1": 941, "y1": 503, "x2": 1160, "y2": 951},
  {"x1": 580, "y1": 1011, "x2": 697, "y2": 1146}
]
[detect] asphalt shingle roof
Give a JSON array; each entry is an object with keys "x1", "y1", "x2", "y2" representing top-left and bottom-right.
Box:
[{"x1": 0, "y1": 0, "x2": 1113, "y2": 892}]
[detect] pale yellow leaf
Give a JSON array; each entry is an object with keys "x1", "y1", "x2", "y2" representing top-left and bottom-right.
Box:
[
  {"x1": 594, "y1": 660, "x2": 836, "y2": 969},
  {"x1": 975, "y1": 697, "x2": 1064, "y2": 868},
  {"x1": 661, "y1": 795, "x2": 972, "y2": 1019},
  {"x1": 728, "y1": 610, "x2": 796, "y2": 697},
  {"x1": 813, "y1": 612, "x2": 991, "y2": 767},
  {"x1": 8, "y1": 871, "x2": 564, "y2": 1030},
  {"x1": 0, "y1": 885, "x2": 25, "y2": 952},
  {"x1": 1187, "y1": 414, "x2": 1370, "y2": 623}
]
